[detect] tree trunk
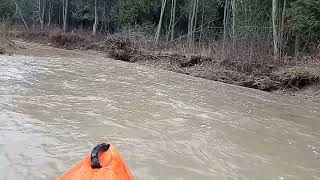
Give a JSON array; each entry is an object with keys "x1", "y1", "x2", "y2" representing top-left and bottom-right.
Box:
[
  {"x1": 167, "y1": 0, "x2": 174, "y2": 41},
  {"x1": 294, "y1": 35, "x2": 300, "y2": 60},
  {"x1": 187, "y1": 3, "x2": 193, "y2": 45},
  {"x1": 102, "y1": 0, "x2": 107, "y2": 32},
  {"x1": 155, "y1": 0, "x2": 167, "y2": 43},
  {"x1": 39, "y1": 0, "x2": 45, "y2": 30},
  {"x1": 63, "y1": 0, "x2": 68, "y2": 33},
  {"x1": 222, "y1": 0, "x2": 228, "y2": 55},
  {"x1": 167, "y1": 0, "x2": 176, "y2": 41},
  {"x1": 92, "y1": 0, "x2": 98, "y2": 36},
  {"x1": 58, "y1": 0, "x2": 60, "y2": 26},
  {"x1": 272, "y1": 0, "x2": 279, "y2": 58},
  {"x1": 58, "y1": 0, "x2": 61, "y2": 26},
  {"x1": 279, "y1": 0, "x2": 286, "y2": 58},
  {"x1": 198, "y1": 0, "x2": 204, "y2": 47},
  {"x1": 188, "y1": 0, "x2": 197, "y2": 48},
  {"x1": 15, "y1": 1, "x2": 29, "y2": 31},
  {"x1": 32, "y1": 0, "x2": 36, "y2": 29},
  {"x1": 47, "y1": 0, "x2": 53, "y2": 27},
  {"x1": 171, "y1": 0, "x2": 176, "y2": 41},
  {"x1": 192, "y1": 0, "x2": 199, "y2": 48},
  {"x1": 231, "y1": 0, "x2": 236, "y2": 45}
]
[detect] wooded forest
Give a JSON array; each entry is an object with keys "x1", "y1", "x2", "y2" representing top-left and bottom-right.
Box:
[{"x1": 1, "y1": 0, "x2": 319, "y2": 60}]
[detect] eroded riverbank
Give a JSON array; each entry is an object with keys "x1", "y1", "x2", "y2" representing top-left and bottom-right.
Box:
[
  {"x1": 0, "y1": 42, "x2": 319, "y2": 179},
  {"x1": 13, "y1": 31, "x2": 320, "y2": 94}
]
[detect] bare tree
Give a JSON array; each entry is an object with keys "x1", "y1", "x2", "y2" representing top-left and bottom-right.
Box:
[
  {"x1": 92, "y1": 0, "x2": 98, "y2": 36},
  {"x1": 198, "y1": 0, "x2": 204, "y2": 47},
  {"x1": 187, "y1": 2, "x2": 193, "y2": 45},
  {"x1": 294, "y1": 36, "x2": 300, "y2": 60},
  {"x1": 47, "y1": 0, "x2": 54, "y2": 27},
  {"x1": 32, "y1": 0, "x2": 37, "y2": 28},
  {"x1": 14, "y1": 1, "x2": 29, "y2": 30},
  {"x1": 272, "y1": 0, "x2": 279, "y2": 58},
  {"x1": 279, "y1": 0, "x2": 286, "y2": 58},
  {"x1": 192, "y1": 0, "x2": 199, "y2": 47},
  {"x1": 167, "y1": 0, "x2": 176, "y2": 41},
  {"x1": 155, "y1": 0, "x2": 167, "y2": 43},
  {"x1": 188, "y1": 0, "x2": 198, "y2": 48},
  {"x1": 101, "y1": 0, "x2": 107, "y2": 32},
  {"x1": 63, "y1": 0, "x2": 69, "y2": 32},
  {"x1": 170, "y1": 0, "x2": 176, "y2": 41},
  {"x1": 39, "y1": 0, "x2": 46, "y2": 30},
  {"x1": 222, "y1": 0, "x2": 229, "y2": 55},
  {"x1": 231, "y1": 0, "x2": 236, "y2": 44}
]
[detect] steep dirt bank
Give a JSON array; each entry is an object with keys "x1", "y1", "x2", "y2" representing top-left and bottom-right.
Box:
[
  {"x1": 12, "y1": 31, "x2": 320, "y2": 97},
  {"x1": 13, "y1": 40, "x2": 320, "y2": 103}
]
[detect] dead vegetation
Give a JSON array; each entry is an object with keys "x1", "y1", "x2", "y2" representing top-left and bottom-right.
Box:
[
  {"x1": 0, "y1": 20, "x2": 16, "y2": 55},
  {"x1": 12, "y1": 30, "x2": 320, "y2": 92},
  {"x1": 272, "y1": 66, "x2": 320, "y2": 90}
]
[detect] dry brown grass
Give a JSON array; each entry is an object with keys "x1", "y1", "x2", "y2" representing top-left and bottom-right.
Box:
[
  {"x1": 272, "y1": 66, "x2": 320, "y2": 90},
  {"x1": 0, "y1": 20, "x2": 16, "y2": 54}
]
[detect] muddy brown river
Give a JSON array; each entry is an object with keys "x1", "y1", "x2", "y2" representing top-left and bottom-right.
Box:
[{"x1": 0, "y1": 43, "x2": 319, "y2": 180}]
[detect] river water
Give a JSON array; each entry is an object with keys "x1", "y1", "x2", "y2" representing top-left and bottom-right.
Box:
[{"x1": 0, "y1": 43, "x2": 319, "y2": 180}]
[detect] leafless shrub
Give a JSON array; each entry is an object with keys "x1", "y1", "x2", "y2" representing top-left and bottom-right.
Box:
[
  {"x1": 0, "y1": 19, "x2": 16, "y2": 54},
  {"x1": 272, "y1": 66, "x2": 320, "y2": 90}
]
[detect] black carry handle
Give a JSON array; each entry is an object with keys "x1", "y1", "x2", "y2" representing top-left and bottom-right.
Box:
[{"x1": 91, "y1": 143, "x2": 111, "y2": 169}]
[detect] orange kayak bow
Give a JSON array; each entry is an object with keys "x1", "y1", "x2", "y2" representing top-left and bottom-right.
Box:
[{"x1": 58, "y1": 143, "x2": 133, "y2": 180}]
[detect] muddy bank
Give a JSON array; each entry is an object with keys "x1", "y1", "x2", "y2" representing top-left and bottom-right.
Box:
[{"x1": 13, "y1": 31, "x2": 320, "y2": 94}]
